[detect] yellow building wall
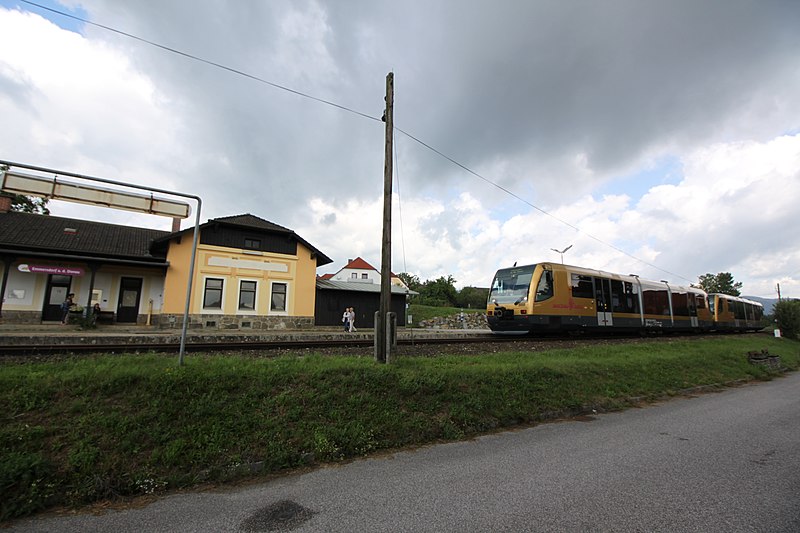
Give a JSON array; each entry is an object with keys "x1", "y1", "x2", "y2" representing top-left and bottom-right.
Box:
[{"x1": 161, "y1": 233, "x2": 319, "y2": 317}]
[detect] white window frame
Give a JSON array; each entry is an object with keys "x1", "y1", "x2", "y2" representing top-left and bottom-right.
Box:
[
  {"x1": 268, "y1": 281, "x2": 289, "y2": 315},
  {"x1": 238, "y1": 279, "x2": 258, "y2": 314},
  {"x1": 202, "y1": 276, "x2": 225, "y2": 314}
]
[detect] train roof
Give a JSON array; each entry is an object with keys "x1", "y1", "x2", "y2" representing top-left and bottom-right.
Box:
[{"x1": 706, "y1": 293, "x2": 764, "y2": 307}]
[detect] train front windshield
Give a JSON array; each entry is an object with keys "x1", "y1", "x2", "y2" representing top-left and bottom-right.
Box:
[{"x1": 489, "y1": 264, "x2": 536, "y2": 304}]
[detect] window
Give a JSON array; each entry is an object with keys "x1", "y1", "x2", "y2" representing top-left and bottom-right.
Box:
[
  {"x1": 362, "y1": 273, "x2": 368, "y2": 279},
  {"x1": 239, "y1": 280, "x2": 256, "y2": 310},
  {"x1": 696, "y1": 294, "x2": 706, "y2": 309},
  {"x1": 244, "y1": 238, "x2": 261, "y2": 250},
  {"x1": 351, "y1": 273, "x2": 358, "y2": 279},
  {"x1": 270, "y1": 282, "x2": 287, "y2": 312},
  {"x1": 203, "y1": 278, "x2": 223, "y2": 309},
  {"x1": 672, "y1": 292, "x2": 690, "y2": 316},
  {"x1": 489, "y1": 265, "x2": 536, "y2": 304},
  {"x1": 534, "y1": 270, "x2": 553, "y2": 301},
  {"x1": 643, "y1": 289, "x2": 669, "y2": 315},
  {"x1": 570, "y1": 274, "x2": 593, "y2": 299}
]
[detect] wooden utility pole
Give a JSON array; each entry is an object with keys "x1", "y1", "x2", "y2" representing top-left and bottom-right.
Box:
[{"x1": 376, "y1": 72, "x2": 394, "y2": 363}]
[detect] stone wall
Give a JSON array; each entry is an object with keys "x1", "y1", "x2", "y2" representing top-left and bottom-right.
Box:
[
  {"x1": 418, "y1": 312, "x2": 489, "y2": 330},
  {"x1": 154, "y1": 313, "x2": 314, "y2": 330},
  {"x1": 0, "y1": 310, "x2": 41, "y2": 324}
]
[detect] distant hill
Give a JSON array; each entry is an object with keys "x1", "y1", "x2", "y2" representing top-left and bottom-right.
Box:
[{"x1": 743, "y1": 296, "x2": 779, "y2": 315}]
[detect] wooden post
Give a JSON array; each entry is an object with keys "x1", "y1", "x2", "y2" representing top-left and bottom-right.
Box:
[{"x1": 376, "y1": 72, "x2": 394, "y2": 363}]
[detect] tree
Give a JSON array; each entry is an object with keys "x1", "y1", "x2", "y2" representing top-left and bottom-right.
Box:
[
  {"x1": 396, "y1": 272, "x2": 422, "y2": 292},
  {"x1": 697, "y1": 272, "x2": 742, "y2": 296},
  {"x1": 419, "y1": 275, "x2": 458, "y2": 307},
  {"x1": 11, "y1": 194, "x2": 50, "y2": 215},
  {"x1": 454, "y1": 286, "x2": 490, "y2": 309},
  {"x1": 773, "y1": 299, "x2": 800, "y2": 340}
]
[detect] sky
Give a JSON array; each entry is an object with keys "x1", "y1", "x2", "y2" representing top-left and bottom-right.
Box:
[{"x1": 1, "y1": 0, "x2": 799, "y2": 298}]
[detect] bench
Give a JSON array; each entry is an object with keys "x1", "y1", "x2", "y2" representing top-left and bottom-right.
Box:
[{"x1": 96, "y1": 311, "x2": 115, "y2": 324}]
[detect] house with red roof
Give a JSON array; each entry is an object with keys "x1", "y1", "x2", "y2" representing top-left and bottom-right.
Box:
[{"x1": 322, "y1": 257, "x2": 408, "y2": 289}]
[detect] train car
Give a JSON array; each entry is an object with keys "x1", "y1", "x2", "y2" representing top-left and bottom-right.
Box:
[
  {"x1": 707, "y1": 293, "x2": 764, "y2": 332},
  {"x1": 486, "y1": 262, "x2": 712, "y2": 334}
]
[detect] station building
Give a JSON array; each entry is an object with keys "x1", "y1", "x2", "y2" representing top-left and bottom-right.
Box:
[{"x1": 0, "y1": 194, "x2": 335, "y2": 329}]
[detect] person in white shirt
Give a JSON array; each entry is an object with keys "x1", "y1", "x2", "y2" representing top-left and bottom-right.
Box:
[{"x1": 348, "y1": 307, "x2": 357, "y2": 332}]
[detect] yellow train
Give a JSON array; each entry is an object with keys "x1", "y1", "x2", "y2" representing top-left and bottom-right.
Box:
[{"x1": 486, "y1": 263, "x2": 763, "y2": 334}]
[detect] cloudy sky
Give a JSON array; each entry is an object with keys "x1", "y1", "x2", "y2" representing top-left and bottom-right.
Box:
[{"x1": 1, "y1": 0, "x2": 799, "y2": 298}]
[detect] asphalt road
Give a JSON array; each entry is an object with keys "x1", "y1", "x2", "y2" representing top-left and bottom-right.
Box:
[{"x1": 9, "y1": 372, "x2": 800, "y2": 532}]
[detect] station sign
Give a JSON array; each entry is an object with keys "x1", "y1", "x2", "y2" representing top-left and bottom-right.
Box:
[{"x1": 17, "y1": 264, "x2": 85, "y2": 276}]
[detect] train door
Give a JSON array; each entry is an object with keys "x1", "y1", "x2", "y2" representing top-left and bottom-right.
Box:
[
  {"x1": 42, "y1": 274, "x2": 72, "y2": 321},
  {"x1": 594, "y1": 277, "x2": 613, "y2": 326},
  {"x1": 116, "y1": 277, "x2": 142, "y2": 323}
]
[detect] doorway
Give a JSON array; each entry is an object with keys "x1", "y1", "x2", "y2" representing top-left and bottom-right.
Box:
[
  {"x1": 594, "y1": 277, "x2": 613, "y2": 327},
  {"x1": 116, "y1": 277, "x2": 142, "y2": 323},
  {"x1": 42, "y1": 274, "x2": 72, "y2": 322}
]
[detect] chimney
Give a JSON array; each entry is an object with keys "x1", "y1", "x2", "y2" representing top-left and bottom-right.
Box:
[
  {"x1": 0, "y1": 194, "x2": 12, "y2": 213},
  {"x1": 171, "y1": 218, "x2": 181, "y2": 232}
]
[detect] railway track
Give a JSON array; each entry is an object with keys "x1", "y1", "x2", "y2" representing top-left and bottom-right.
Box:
[{"x1": 0, "y1": 330, "x2": 735, "y2": 357}]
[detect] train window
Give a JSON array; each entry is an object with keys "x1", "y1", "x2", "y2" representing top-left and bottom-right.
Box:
[
  {"x1": 489, "y1": 265, "x2": 536, "y2": 304},
  {"x1": 733, "y1": 300, "x2": 746, "y2": 319},
  {"x1": 571, "y1": 274, "x2": 593, "y2": 299},
  {"x1": 696, "y1": 294, "x2": 706, "y2": 309},
  {"x1": 708, "y1": 297, "x2": 715, "y2": 315},
  {"x1": 672, "y1": 292, "x2": 690, "y2": 316},
  {"x1": 624, "y1": 282, "x2": 640, "y2": 314},
  {"x1": 534, "y1": 270, "x2": 554, "y2": 302},
  {"x1": 643, "y1": 289, "x2": 669, "y2": 315},
  {"x1": 610, "y1": 281, "x2": 637, "y2": 314}
]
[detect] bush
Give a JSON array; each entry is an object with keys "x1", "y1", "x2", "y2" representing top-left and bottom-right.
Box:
[{"x1": 774, "y1": 299, "x2": 800, "y2": 340}]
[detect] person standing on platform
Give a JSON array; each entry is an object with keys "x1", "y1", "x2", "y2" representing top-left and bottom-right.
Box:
[
  {"x1": 61, "y1": 293, "x2": 74, "y2": 325},
  {"x1": 348, "y1": 307, "x2": 357, "y2": 332},
  {"x1": 342, "y1": 307, "x2": 350, "y2": 332}
]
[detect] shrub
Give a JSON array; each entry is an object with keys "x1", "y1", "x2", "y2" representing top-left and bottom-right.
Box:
[{"x1": 774, "y1": 299, "x2": 800, "y2": 340}]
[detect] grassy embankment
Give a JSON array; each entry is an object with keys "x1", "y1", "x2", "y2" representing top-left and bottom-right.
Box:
[
  {"x1": 406, "y1": 304, "x2": 484, "y2": 326},
  {"x1": 2, "y1": 334, "x2": 798, "y2": 521}
]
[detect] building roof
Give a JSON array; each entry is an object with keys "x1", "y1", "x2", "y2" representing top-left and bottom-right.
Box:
[
  {"x1": 0, "y1": 211, "x2": 170, "y2": 264},
  {"x1": 152, "y1": 213, "x2": 333, "y2": 266},
  {"x1": 344, "y1": 257, "x2": 377, "y2": 271},
  {"x1": 320, "y1": 257, "x2": 405, "y2": 285},
  {"x1": 210, "y1": 214, "x2": 294, "y2": 233},
  {"x1": 316, "y1": 278, "x2": 417, "y2": 295}
]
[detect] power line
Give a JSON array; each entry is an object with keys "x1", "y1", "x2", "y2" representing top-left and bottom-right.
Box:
[
  {"x1": 19, "y1": 0, "x2": 694, "y2": 284},
  {"x1": 393, "y1": 127, "x2": 694, "y2": 284},
  {"x1": 19, "y1": 0, "x2": 381, "y2": 123}
]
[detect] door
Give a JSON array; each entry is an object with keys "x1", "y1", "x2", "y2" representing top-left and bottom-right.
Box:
[
  {"x1": 116, "y1": 277, "x2": 142, "y2": 323},
  {"x1": 594, "y1": 277, "x2": 613, "y2": 327},
  {"x1": 42, "y1": 275, "x2": 72, "y2": 321}
]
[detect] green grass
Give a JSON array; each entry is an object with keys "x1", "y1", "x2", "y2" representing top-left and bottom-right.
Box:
[{"x1": 1, "y1": 335, "x2": 798, "y2": 521}]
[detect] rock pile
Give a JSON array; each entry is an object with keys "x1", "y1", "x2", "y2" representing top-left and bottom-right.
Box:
[{"x1": 418, "y1": 312, "x2": 489, "y2": 330}]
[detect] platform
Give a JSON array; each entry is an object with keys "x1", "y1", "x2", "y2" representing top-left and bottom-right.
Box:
[{"x1": 0, "y1": 323, "x2": 492, "y2": 348}]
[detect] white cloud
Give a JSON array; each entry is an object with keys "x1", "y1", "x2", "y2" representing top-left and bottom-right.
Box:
[{"x1": 1, "y1": 2, "x2": 799, "y2": 300}]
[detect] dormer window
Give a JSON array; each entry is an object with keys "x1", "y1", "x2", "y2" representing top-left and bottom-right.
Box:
[{"x1": 244, "y1": 238, "x2": 261, "y2": 250}]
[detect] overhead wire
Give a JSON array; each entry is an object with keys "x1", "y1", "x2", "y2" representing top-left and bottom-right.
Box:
[
  {"x1": 18, "y1": 0, "x2": 381, "y2": 123},
  {"x1": 19, "y1": 0, "x2": 694, "y2": 285}
]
